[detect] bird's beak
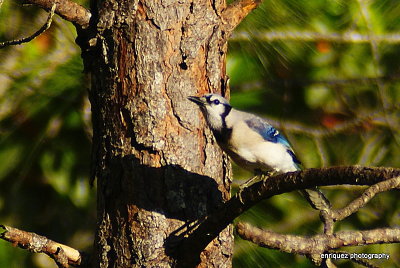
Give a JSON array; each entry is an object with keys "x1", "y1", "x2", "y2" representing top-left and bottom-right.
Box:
[{"x1": 187, "y1": 96, "x2": 206, "y2": 106}]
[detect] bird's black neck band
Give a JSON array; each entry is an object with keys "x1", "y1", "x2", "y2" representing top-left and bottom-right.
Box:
[
  {"x1": 214, "y1": 105, "x2": 232, "y2": 144},
  {"x1": 221, "y1": 105, "x2": 232, "y2": 124}
]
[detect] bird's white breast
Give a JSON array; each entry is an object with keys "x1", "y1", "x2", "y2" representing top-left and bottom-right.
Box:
[{"x1": 222, "y1": 110, "x2": 298, "y2": 173}]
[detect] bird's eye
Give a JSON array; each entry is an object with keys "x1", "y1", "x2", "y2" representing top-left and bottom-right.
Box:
[{"x1": 213, "y1": 99, "x2": 220, "y2": 105}]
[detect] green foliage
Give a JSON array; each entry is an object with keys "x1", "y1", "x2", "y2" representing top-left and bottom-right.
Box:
[
  {"x1": 228, "y1": 0, "x2": 400, "y2": 266},
  {"x1": 0, "y1": 238, "x2": 32, "y2": 268},
  {"x1": 0, "y1": 2, "x2": 94, "y2": 267}
]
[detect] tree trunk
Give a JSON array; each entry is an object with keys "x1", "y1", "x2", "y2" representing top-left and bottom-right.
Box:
[{"x1": 86, "y1": 0, "x2": 233, "y2": 266}]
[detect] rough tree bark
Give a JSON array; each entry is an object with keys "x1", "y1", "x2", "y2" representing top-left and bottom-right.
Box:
[{"x1": 84, "y1": 0, "x2": 233, "y2": 267}]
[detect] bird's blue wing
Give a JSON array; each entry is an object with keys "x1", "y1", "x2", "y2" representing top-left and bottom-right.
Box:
[
  {"x1": 245, "y1": 118, "x2": 302, "y2": 166},
  {"x1": 245, "y1": 118, "x2": 290, "y2": 146}
]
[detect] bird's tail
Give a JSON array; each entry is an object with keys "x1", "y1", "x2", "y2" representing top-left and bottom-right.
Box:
[
  {"x1": 301, "y1": 188, "x2": 331, "y2": 211},
  {"x1": 295, "y1": 164, "x2": 331, "y2": 211}
]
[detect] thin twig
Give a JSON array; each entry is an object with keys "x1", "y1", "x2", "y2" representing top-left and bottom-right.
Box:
[
  {"x1": 314, "y1": 137, "x2": 328, "y2": 167},
  {"x1": 0, "y1": 3, "x2": 56, "y2": 49},
  {"x1": 331, "y1": 176, "x2": 400, "y2": 221},
  {"x1": 231, "y1": 30, "x2": 400, "y2": 43}
]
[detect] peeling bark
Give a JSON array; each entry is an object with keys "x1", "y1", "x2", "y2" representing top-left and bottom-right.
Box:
[{"x1": 85, "y1": 0, "x2": 233, "y2": 266}]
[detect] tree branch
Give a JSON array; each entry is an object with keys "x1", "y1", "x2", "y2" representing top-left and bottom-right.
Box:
[
  {"x1": 237, "y1": 222, "x2": 400, "y2": 254},
  {"x1": 168, "y1": 166, "x2": 400, "y2": 267},
  {"x1": 221, "y1": 0, "x2": 262, "y2": 35},
  {"x1": 331, "y1": 176, "x2": 400, "y2": 221},
  {"x1": 317, "y1": 176, "x2": 400, "y2": 237},
  {"x1": 0, "y1": 2, "x2": 56, "y2": 49},
  {"x1": 236, "y1": 222, "x2": 397, "y2": 265},
  {"x1": 231, "y1": 30, "x2": 400, "y2": 44},
  {"x1": 23, "y1": 0, "x2": 91, "y2": 28},
  {"x1": 0, "y1": 225, "x2": 88, "y2": 268}
]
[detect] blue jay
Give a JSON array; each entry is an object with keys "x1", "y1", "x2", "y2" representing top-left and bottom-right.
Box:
[
  {"x1": 188, "y1": 94, "x2": 300, "y2": 174},
  {"x1": 188, "y1": 93, "x2": 330, "y2": 211}
]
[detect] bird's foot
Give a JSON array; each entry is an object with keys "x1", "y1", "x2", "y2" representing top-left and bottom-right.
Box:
[{"x1": 239, "y1": 175, "x2": 260, "y2": 190}]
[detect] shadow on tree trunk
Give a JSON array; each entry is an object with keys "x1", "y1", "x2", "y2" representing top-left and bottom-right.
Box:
[{"x1": 95, "y1": 155, "x2": 228, "y2": 267}]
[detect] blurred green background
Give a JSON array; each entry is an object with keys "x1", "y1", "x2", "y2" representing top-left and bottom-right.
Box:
[{"x1": 1, "y1": 0, "x2": 399, "y2": 267}]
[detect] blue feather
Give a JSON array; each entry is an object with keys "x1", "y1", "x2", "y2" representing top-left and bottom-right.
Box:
[
  {"x1": 245, "y1": 118, "x2": 288, "y2": 145},
  {"x1": 245, "y1": 118, "x2": 302, "y2": 167}
]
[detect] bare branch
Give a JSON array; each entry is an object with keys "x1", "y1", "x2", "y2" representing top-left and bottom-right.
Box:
[
  {"x1": 331, "y1": 176, "x2": 400, "y2": 221},
  {"x1": 168, "y1": 166, "x2": 400, "y2": 266},
  {"x1": 0, "y1": 3, "x2": 56, "y2": 49},
  {"x1": 316, "y1": 176, "x2": 400, "y2": 237},
  {"x1": 236, "y1": 222, "x2": 399, "y2": 256},
  {"x1": 23, "y1": 0, "x2": 91, "y2": 28},
  {"x1": 221, "y1": 0, "x2": 262, "y2": 35},
  {"x1": 0, "y1": 225, "x2": 87, "y2": 267}
]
